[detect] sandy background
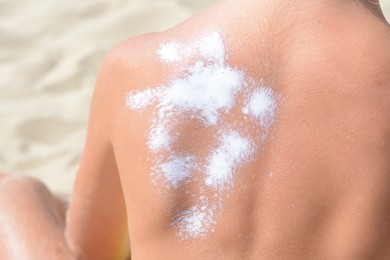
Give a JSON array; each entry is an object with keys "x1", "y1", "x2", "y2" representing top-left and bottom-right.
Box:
[{"x1": 0, "y1": 0, "x2": 389, "y2": 194}]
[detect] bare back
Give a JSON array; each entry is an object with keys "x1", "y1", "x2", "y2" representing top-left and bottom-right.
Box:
[{"x1": 106, "y1": 0, "x2": 390, "y2": 259}]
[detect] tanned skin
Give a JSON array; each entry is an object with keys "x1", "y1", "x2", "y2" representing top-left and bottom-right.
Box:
[{"x1": 0, "y1": 0, "x2": 389, "y2": 259}]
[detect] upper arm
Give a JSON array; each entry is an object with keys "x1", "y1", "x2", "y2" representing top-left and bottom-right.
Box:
[{"x1": 65, "y1": 43, "x2": 132, "y2": 260}]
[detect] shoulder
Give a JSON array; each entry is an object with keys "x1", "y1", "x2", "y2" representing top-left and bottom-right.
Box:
[
  {"x1": 93, "y1": 32, "x2": 163, "y2": 106},
  {"x1": 86, "y1": 32, "x2": 164, "y2": 140},
  {"x1": 97, "y1": 33, "x2": 161, "y2": 91}
]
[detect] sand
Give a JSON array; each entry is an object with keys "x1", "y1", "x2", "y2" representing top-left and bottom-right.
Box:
[{"x1": 0, "y1": 0, "x2": 389, "y2": 194}]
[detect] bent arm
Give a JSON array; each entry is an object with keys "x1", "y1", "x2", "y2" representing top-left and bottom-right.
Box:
[{"x1": 65, "y1": 49, "x2": 130, "y2": 259}]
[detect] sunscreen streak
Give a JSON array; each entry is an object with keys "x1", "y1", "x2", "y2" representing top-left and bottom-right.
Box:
[{"x1": 205, "y1": 131, "x2": 253, "y2": 189}]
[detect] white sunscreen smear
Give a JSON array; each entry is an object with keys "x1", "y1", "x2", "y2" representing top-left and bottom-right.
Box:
[
  {"x1": 126, "y1": 32, "x2": 279, "y2": 239},
  {"x1": 242, "y1": 87, "x2": 277, "y2": 129},
  {"x1": 148, "y1": 122, "x2": 172, "y2": 152},
  {"x1": 157, "y1": 155, "x2": 195, "y2": 189},
  {"x1": 157, "y1": 42, "x2": 181, "y2": 63},
  {"x1": 172, "y1": 196, "x2": 214, "y2": 239},
  {"x1": 163, "y1": 64, "x2": 243, "y2": 125},
  {"x1": 206, "y1": 131, "x2": 253, "y2": 189},
  {"x1": 126, "y1": 88, "x2": 160, "y2": 110}
]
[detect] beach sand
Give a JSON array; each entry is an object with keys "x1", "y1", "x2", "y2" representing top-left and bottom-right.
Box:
[{"x1": 0, "y1": 0, "x2": 389, "y2": 194}]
